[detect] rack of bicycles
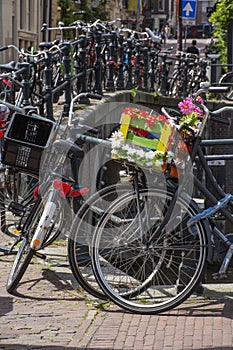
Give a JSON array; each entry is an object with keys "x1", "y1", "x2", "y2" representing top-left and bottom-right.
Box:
[{"x1": 1, "y1": 16, "x2": 233, "y2": 112}]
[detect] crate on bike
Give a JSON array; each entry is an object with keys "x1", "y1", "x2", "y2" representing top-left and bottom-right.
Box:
[
  {"x1": 2, "y1": 113, "x2": 55, "y2": 174},
  {"x1": 110, "y1": 107, "x2": 190, "y2": 178}
]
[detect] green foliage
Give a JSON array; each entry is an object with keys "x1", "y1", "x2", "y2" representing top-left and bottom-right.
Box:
[
  {"x1": 153, "y1": 91, "x2": 161, "y2": 99},
  {"x1": 131, "y1": 86, "x2": 139, "y2": 98},
  {"x1": 80, "y1": 0, "x2": 107, "y2": 21},
  {"x1": 209, "y1": 0, "x2": 233, "y2": 65},
  {"x1": 58, "y1": 0, "x2": 75, "y2": 26},
  {"x1": 58, "y1": 0, "x2": 108, "y2": 38}
]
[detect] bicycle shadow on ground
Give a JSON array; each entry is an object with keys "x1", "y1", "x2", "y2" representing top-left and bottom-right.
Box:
[
  {"x1": 0, "y1": 346, "x2": 110, "y2": 350},
  {"x1": 0, "y1": 296, "x2": 13, "y2": 316},
  {"x1": 1, "y1": 346, "x2": 232, "y2": 350},
  {"x1": 7, "y1": 268, "x2": 85, "y2": 302},
  {"x1": 97, "y1": 289, "x2": 233, "y2": 320}
]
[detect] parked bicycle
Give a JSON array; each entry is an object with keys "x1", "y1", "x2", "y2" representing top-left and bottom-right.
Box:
[
  {"x1": 4, "y1": 91, "x2": 109, "y2": 293},
  {"x1": 87, "y1": 84, "x2": 233, "y2": 314}
]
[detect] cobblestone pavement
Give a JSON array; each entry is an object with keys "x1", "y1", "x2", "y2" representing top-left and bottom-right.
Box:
[{"x1": 0, "y1": 243, "x2": 233, "y2": 350}]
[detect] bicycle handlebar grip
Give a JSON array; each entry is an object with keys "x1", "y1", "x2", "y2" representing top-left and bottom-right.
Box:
[
  {"x1": 209, "y1": 86, "x2": 230, "y2": 93},
  {"x1": 86, "y1": 93, "x2": 102, "y2": 100},
  {"x1": 0, "y1": 46, "x2": 9, "y2": 52}
]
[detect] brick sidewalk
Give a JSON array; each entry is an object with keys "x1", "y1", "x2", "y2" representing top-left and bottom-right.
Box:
[{"x1": 1, "y1": 245, "x2": 233, "y2": 350}]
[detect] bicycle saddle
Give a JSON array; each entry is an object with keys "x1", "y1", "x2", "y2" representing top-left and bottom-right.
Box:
[
  {"x1": 0, "y1": 61, "x2": 19, "y2": 72},
  {"x1": 38, "y1": 42, "x2": 54, "y2": 50}
]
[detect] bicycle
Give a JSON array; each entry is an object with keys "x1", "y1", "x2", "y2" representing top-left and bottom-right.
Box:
[
  {"x1": 89, "y1": 84, "x2": 233, "y2": 314},
  {"x1": 4, "y1": 91, "x2": 106, "y2": 294}
]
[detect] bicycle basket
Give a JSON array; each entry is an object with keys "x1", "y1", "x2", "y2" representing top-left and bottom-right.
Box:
[
  {"x1": 110, "y1": 107, "x2": 189, "y2": 178},
  {"x1": 2, "y1": 113, "x2": 55, "y2": 174}
]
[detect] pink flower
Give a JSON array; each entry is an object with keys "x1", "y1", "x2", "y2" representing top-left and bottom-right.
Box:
[
  {"x1": 196, "y1": 96, "x2": 204, "y2": 105},
  {"x1": 178, "y1": 97, "x2": 204, "y2": 118},
  {"x1": 146, "y1": 115, "x2": 156, "y2": 126},
  {"x1": 139, "y1": 110, "x2": 149, "y2": 118},
  {"x1": 178, "y1": 97, "x2": 194, "y2": 115},
  {"x1": 156, "y1": 114, "x2": 167, "y2": 122}
]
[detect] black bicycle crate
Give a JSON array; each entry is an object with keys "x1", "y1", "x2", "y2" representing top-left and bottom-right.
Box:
[{"x1": 2, "y1": 113, "x2": 55, "y2": 174}]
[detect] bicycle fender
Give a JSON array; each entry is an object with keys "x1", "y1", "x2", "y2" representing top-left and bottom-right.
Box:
[{"x1": 30, "y1": 201, "x2": 57, "y2": 250}]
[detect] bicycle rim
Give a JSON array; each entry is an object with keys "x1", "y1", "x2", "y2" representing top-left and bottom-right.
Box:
[
  {"x1": 92, "y1": 188, "x2": 207, "y2": 314},
  {"x1": 0, "y1": 170, "x2": 38, "y2": 237},
  {"x1": 6, "y1": 190, "x2": 64, "y2": 293},
  {"x1": 68, "y1": 182, "x2": 134, "y2": 300},
  {"x1": 6, "y1": 236, "x2": 34, "y2": 293},
  {"x1": 6, "y1": 195, "x2": 44, "y2": 293}
]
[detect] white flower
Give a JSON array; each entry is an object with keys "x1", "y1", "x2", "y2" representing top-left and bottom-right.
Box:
[
  {"x1": 155, "y1": 160, "x2": 164, "y2": 166},
  {"x1": 111, "y1": 149, "x2": 119, "y2": 157},
  {"x1": 109, "y1": 130, "x2": 125, "y2": 148},
  {"x1": 112, "y1": 140, "x2": 123, "y2": 148},
  {"x1": 123, "y1": 145, "x2": 137, "y2": 155},
  {"x1": 145, "y1": 161, "x2": 153, "y2": 166},
  {"x1": 127, "y1": 156, "x2": 134, "y2": 162},
  {"x1": 145, "y1": 151, "x2": 155, "y2": 159},
  {"x1": 136, "y1": 149, "x2": 146, "y2": 158},
  {"x1": 167, "y1": 151, "x2": 174, "y2": 158}
]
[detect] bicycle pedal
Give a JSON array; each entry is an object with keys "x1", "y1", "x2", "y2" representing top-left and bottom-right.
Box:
[
  {"x1": 34, "y1": 252, "x2": 47, "y2": 260},
  {"x1": 212, "y1": 272, "x2": 228, "y2": 279},
  {"x1": 8, "y1": 201, "x2": 25, "y2": 216}
]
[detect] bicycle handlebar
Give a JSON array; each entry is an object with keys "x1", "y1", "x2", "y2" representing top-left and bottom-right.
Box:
[
  {"x1": 68, "y1": 93, "x2": 102, "y2": 127},
  {"x1": 0, "y1": 98, "x2": 45, "y2": 120},
  {"x1": 0, "y1": 44, "x2": 55, "y2": 62}
]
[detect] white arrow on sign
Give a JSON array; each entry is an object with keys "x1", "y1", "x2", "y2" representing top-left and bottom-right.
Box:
[{"x1": 183, "y1": 2, "x2": 193, "y2": 16}]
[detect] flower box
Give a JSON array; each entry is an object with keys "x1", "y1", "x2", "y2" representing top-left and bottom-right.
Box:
[
  {"x1": 110, "y1": 98, "x2": 206, "y2": 179},
  {"x1": 110, "y1": 107, "x2": 177, "y2": 175}
]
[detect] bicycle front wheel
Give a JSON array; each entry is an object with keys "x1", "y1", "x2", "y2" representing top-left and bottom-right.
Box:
[
  {"x1": 91, "y1": 188, "x2": 207, "y2": 314},
  {"x1": 6, "y1": 189, "x2": 64, "y2": 293},
  {"x1": 6, "y1": 196, "x2": 42, "y2": 294}
]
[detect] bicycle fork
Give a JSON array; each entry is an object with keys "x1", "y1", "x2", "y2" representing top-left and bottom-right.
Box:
[
  {"x1": 30, "y1": 180, "x2": 89, "y2": 250},
  {"x1": 30, "y1": 190, "x2": 57, "y2": 250}
]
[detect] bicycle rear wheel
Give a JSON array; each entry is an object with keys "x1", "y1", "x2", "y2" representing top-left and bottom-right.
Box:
[
  {"x1": 68, "y1": 182, "x2": 134, "y2": 299},
  {"x1": 91, "y1": 188, "x2": 207, "y2": 314}
]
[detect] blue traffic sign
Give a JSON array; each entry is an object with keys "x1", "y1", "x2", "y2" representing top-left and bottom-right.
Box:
[{"x1": 182, "y1": 0, "x2": 197, "y2": 19}]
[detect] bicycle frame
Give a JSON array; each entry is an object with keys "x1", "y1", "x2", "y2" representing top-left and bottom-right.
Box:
[{"x1": 145, "y1": 124, "x2": 233, "y2": 271}]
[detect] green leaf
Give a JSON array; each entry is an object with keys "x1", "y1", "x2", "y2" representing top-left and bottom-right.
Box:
[{"x1": 131, "y1": 86, "x2": 139, "y2": 98}]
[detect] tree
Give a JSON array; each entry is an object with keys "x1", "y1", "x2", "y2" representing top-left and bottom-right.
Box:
[
  {"x1": 209, "y1": 0, "x2": 233, "y2": 65},
  {"x1": 80, "y1": 0, "x2": 107, "y2": 21},
  {"x1": 58, "y1": 0, "x2": 75, "y2": 26}
]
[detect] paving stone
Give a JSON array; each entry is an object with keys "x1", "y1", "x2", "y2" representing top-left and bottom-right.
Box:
[{"x1": 0, "y1": 245, "x2": 233, "y2": 349}]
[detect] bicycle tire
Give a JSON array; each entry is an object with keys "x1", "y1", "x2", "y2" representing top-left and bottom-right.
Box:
[
  {"x1": 6, "y1": 189, "x2": 64, "y2": 293},
  {"x1": 91, "y1": 188, "x2": 207, "y2": 314},
  {"x1": 219, "y1": 72, "x2": 233, "y2": 101},
  {"x1": 6, "y1": 196, "x2": 42, "y2": 293},
  {"x1": 68, "y1": 182, "x2": 134, "y2": 300}
]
